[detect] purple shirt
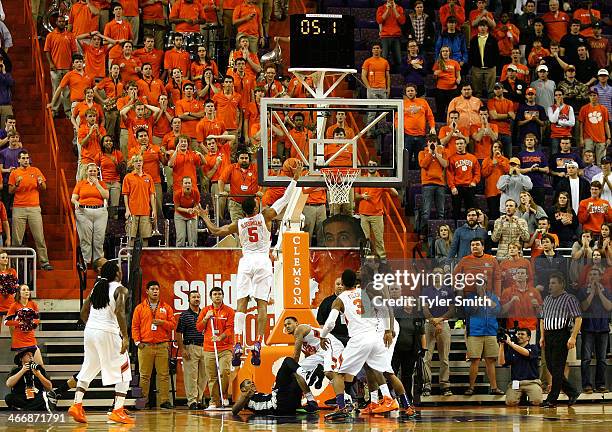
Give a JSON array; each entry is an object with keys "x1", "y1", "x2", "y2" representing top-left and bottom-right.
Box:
[
  {"x1": 518, "y1": 149, "x2": 548, "y2": 188},
  {"x1": 0, "y1": 146, "x2": 26, "y2": 183}
]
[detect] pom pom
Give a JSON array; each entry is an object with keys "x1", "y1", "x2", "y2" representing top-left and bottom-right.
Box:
[
  {"x1": 16, "y1": 308, "x2": 39, "y2": 332},
  {"x1": 0, "y1": 273, "x2": 19, "y2": 296}
]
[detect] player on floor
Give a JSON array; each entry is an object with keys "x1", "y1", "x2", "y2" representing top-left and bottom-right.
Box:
[
  {"x1": 232, "y1": 357, "x2": 320, "y2": 415},
  {"x1": 320, "y1": 269, "x2": 397, "y2": 420},
  {"x1": 68, "y1": 261, "x2": 133, "y2": 424},
  {"x1": 201, "y1": 160, "x2": 303, "y2": 366},
  {"x1": 283, "y1": 316, "x2": 345, "y2": 389}
]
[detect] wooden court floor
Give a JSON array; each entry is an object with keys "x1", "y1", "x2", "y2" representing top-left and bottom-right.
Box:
[{"x1": 1, "y1": 405, "x2": 610, "y2": 432}]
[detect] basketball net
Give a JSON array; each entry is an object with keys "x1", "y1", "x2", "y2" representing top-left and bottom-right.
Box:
[{"x1": 321, "y1": 168, "x2": 360, "y2": 204}]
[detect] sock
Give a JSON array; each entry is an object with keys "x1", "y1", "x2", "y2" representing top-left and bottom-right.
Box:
[
  {"x1": 305, "y1": 392, "x2": 315, "y2": 402},
  {"x1": 74, "y1": 381, "x2": 89, "y2": 404},
  {"x1": 398, "y1": 393, "x2": 409, "y2": 408},
  {"x1": 235, "y1": 312, "x2": 246, "y2": 344},
  {"x1": 114, "y1": 395, "x2": 126, "y2": 410},
  {"x1": 370, "y1": 390, "x2": 379, "y2": 404},
  {"x1": 379, "y1": 383, "x2": 391, "y2": 398},
  {"x1": 336, "y1": 393, "x2": 345, "y2": 409},
  {"x1": 114, "y1": 381, "x2": 130, "y2": 409}
]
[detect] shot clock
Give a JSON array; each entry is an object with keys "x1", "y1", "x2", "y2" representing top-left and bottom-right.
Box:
[{"x1": 290, "y1": 14, "x2": 355, "y2": 69}]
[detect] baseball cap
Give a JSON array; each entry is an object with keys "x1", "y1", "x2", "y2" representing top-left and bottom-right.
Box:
[
  {"x1": 566, "y1": 161, "x2": 579, "y2": 168},
  {"x1": 593, "y1": 22, "x2": 602, "y2": 29},
  {"x1": 537, "y1": 65, "x2": 549, "y2": 72},
  {"x1": 509, "y1": 157, "x2": 521, "y2": 165},
  {"x1": 601, "y1": 157, "x2": 611, "y2": 165},
  {"x1": 589, "y1": 88, "x2": 599, "y2": 95},
  {"x1": 526, "y1": 87, "x2": 537, "y2": 95},
  {"x1": 494, "y1": 82, "x2": 503, "y2": 89},
  {"x1": 507, "y1": 64, "x2": 518, "y2": 71},
  {"x1": 598, "y1": 68, "x2": 609, "y2": 76}
]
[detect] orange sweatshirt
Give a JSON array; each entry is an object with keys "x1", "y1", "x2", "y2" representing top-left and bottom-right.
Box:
[
  {"x1": 132, "y1": 299, "x2": 176, "y2": 344},
  {"x1": 578, "y1": 197, "x2": 612, "y2": 234},
  {"x1": 401, "y1": 97, "x2": 435, "y2": 135},
  {"x1": 196, "y1": 303, "x2": 235, "y2": 352},
  {"x1": 418, "y1": 149, "x2": 447, "y2": 186},
  {"x1": 447, "y1": 152, "x2": 481, "y2": 189},
  {"x1": 481, "y1": 156, "x2": 509, "y2": 198},
  {"x1": 453, "y1": 253, "x2": 502, "y2": 297}
]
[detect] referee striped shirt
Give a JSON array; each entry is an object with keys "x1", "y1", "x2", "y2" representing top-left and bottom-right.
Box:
[
  {"x1": 176, "y1": 308, "x2": 204, "y2": 345},
  {"x1": 541, "y1": 292, "x2": 582, "y2": 331}
]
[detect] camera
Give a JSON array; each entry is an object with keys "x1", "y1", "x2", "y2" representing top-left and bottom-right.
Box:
[
  {"x1": 429, "y1": 143, "x2": 436, "y2": 151},
  {"x1": 497, "y1": 320, "x2": 519, "y2": 344},
  {"x1": 28, "y1": 362, "x2": 40, "y2": 372}
]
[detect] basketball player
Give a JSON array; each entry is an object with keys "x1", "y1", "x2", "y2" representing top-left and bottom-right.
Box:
[
  {"x1": 283, "y1": 316, "x2": 344, "y2": 387},
  {"x1": 320, "y1": 269, "x2": 396, "y2": 420},
  {"x1": 232, "y1": 357, "x2": 319, "y2": 415},
  {"x1": 68, "y1": 262, "x2": 133, "y2": 424},
  {"x1": 200, "y1": 161, "x2": 303, "y2": 366}
]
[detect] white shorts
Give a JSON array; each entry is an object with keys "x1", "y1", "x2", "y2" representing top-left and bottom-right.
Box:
[
  {"x1": 299, "y1": 335, "x2": 345, "y2": 373},
  {"x1": 236, "y1": 254, "x2": 273, "y2": 301},
  {"x1": 77, "y1": 328, "x2": 132, "y2": 386},
  {"x1": 337, "y1": 332, "x2": 388, "y2": 376},
  {"x1": 375, "y1": 330, "x2": 398, "y2": 374}
]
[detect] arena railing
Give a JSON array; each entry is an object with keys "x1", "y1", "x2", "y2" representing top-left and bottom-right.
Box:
[
  {"x1": 59, "y1": 169, "x2": 78, "y2": 274},
  {"x1": 3, "y1": 247, "x2": 37, "y2": 296},
  {"x1": 383, "y1": 194, "x2": 408, "y2": 260}
]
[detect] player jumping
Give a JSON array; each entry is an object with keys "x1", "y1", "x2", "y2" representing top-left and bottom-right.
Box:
[
  {"x1": 68, "y1": 262, "x2": 133, "y2": 424},
  {"x1": 201, "y1": 160, "x2": 303, "y2": 366}
]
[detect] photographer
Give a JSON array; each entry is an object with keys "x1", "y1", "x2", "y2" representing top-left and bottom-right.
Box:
[
  {"x1": 417, "y1": 133, "x2": 448, "y2": 235},
  {"x1": 5, "y1": 348, "x2": 52, "y2": 411},
  {"x1": 497, "y1": 328, "x2": 543, "y2": 406}
]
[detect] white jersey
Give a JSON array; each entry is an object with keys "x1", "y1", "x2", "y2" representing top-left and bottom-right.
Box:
[
  {"x1": 300, "y1": 325, "x2": 323, "y2": 357},
  {"x1": 338, "y1": 288, "x2": 378, "y2": 338},
  {"x1": 238, "y1": 213, "x2": 271, "y2": 255},
  {"x1": 86, "y1": 281, "x2": 121, "y2": 335}
]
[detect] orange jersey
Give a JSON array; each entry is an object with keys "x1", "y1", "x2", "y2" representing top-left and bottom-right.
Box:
[
  {"x1": 481, "y1": 156, "x2": 509, "y2": 198},
  {"x1": 131, "y1": 299, "x2": 176, "y2": 344},
  {"x1": 447, "y1": 152, "x2": 481, "y2": 189},
  {"x1": 44, "y1": 29, "x2": 78, "y2": 69},
  {"x1": 173, "y1": 188, "x2": 201, "y2": 219},
  {"x1": 136, "y1": 77, "x2": 167, "y2": 103},
  {"x1": 175, "y1": 98, "x2": 204, "y2": 139},
  {"x1": 122, "y1": 171, "x2": 155, "y2": 216},
  {"x1": 171, "y1": 150, "x2": 202, "y2": 192},
  {"x1": 82, "y1": 43, "x2": 110, "y2": 79},
  {"x1": 9, "y1": 167, "x2": 46, "y2": 208},
  {"x1": 60, "y1": 70, "x2": 94, "y2": 102},
  {"x1": 164, "y1": 48, "x2": 191, "y2": 76},
  {"x1": 72, "y1": 179, "x2": 107, "y2": 206},
  {"x1": 104, "y1": 19, "x2": 133, "y2": 59},
  {"x1": 133, "y1": 47, "x2": 164, "y2": 78},
  {"x1": 362, "y1": 56, "x2": 389, "y2": 89},
  {"x1": 5, "y1": 301, "x2": 40, "y2": 349},
  {"x1": 125, "y1": 115, "x2": 154, "y2": 154}
]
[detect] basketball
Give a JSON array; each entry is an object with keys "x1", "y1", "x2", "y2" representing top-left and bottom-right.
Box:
[{"x1": 281, "y1": 157, "x2": 301, "y2": 176}]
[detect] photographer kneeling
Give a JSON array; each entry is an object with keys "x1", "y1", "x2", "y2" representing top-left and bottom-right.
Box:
[
  {"x1": 5, "y1": 348, "x2": 52, "y2": 411},
  {"x1": 497, "y1": 328, "x2": 542, "y2": 406}
]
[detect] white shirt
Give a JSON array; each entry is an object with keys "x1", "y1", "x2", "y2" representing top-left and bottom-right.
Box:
[
  {"x1": 592, "y1": 172, "x2": 612, "y2": 203},
  {"x1": 86, "y1": 281, "x2": 121, "y2": 335},
  {"x1": 569, "y1": 177, "x2": 580, "y2": 214},
  {"x1": 238, "y1": 213, "x2": 271, "y2": 255}
]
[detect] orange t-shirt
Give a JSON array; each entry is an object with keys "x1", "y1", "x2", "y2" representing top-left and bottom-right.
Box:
[
  {"x1": 220, "y1": 163, "x2": 259, "y2": 203},
  {"x1": 73, "y1": 179, "x2": 107, "y2": 206},
  {"x1": 227, "y1": 70, "x2": 255, "y2": 107},
  {"x1": 162, "y1": 132, "x2": 180, "y2": 151},
  {"x1": 95, "y1": 77, "x2": 123, "y2": 100},
  {"x1": 94, "y1": 150, "x2": 123, "y2": 183},
  {"x1": 69, "y1": 2, "x2": 98, "y2": 36},
  {"x1": 233, "y1": 3, "x2": 261, "y2": 36},
  {"x1": 5, "y1": 301, "x2": 39, "y2": 349},
  {"x1": 122, "y1": 171, "x2": 155, "y2": 216},
  {"x1": 287, "y1": 129, "x2": 311, "y2": 160},
  {"x1": 469, "y1": 10, "x2": 495, "y2": 38},
  {"x1": 82, "y1": 43, "x2": 109, "y2": 79},
  {"x1": 213, "y1": 91, "x2": 242, "y2": 130},
  {"x1": 579, "y1": 104, "x2": 609, "y2": 143},
  {"x1": 487, "y1": 97, "x2": 514, "y2": 135},
  {"x1": 163, "y1": 48, "x2": 191, "y2": 77},
  {"x1": 140, "y1": 0, "x2": 165, "y2": 20},
  {"x1": 438, "y1": 125, "x2": 469, "y2": 157},
  {"x1": 500, "y1": 63, "x2": 530, "y2": 83},
  {"x1": 305, "y1": 188, "x2": 326, "y2": 205},
  {"x1": 136, "y1": 77, "x2": 167, "y2": 106},
  {"x1": 78, "y1": 122, "x2": 107, "y2": 163},
  {"x1": 362, "y1": 56, "x2": 389, "y2": 89},
  {"x1": 500, "y1": 285, "x2": 543, "y2": 330},
  {"x1": 72, "y1": 101, "x2": 104, "y2": 126},
  {"x1": 8, "y1": 167, "x2": 46, "y2": 208},
  {"x1": 470, "y1": 123, "x2": 499, "y2": 159},
  {"x1": 401, "y1": 97, "x2": 435, "y2": 135},
  {"x1": 60, "y1": 70, "x2": 94, "y2": 102},
  {"x1": 0, "y1": 268, "x2": 17, "y2": 313},
  {"x1": 499, "y1": 257, "x2": 535, "y2": 288},
  {"x1": 43, "y1": 29, "x2": 77, "y2": 70},
  {"x1": 133, "y1": 47, "x2": 164, "y2": 78},
  {"x1": 325, "y1": 124, "x2": 356, "y2": 139},
  {"x1": 203, "y1": 143, "x2": 232, "y2": 182},
  {"x1": 104, "y1": 19, "x2": 133, "y2": 59},
  {"x1": 113, "y1": 55, "x2": 142, "y2": 84},
  {"x1": 355, "y1": 186, "x2": 386, "y2": 216},
  {"x1": 573, "y1": 8, "x2": 601, "y2": 38},
  {"x1": 192, "y1": 59, "x2": 220, "y2": 81},
  {"x1": 171, "y1": 150, "x2": 202, "y2": 192},
  {"x1": 175, "y1": 98, "x2": 205, "y2": 139},
  {"x1": 196, "y1": 117, "x2": 227, "y2": 143},
  {"x1": 433, "y1": 59, "x2": 460, "y2": 90},
  {"x1": 481, "y1": 155, "x2": 510, "y2": 198},
  {"x1": 125, "y1": 115, "x2": 154, "y2": 154},
  {"x1": 173, "y1": 188, "x2": 201, "y2": 219},
  {"x1": 121, "y1": 0, "x2": 139, "y2": 16},
  {"x1": 170, "y1": 0, "x2": 204, "y2": 33},
  {"x1": 324, "y1": 144, "x2": 353, "y2": 168},
  {"x1": 153, "y1": 107, "x2": 175, "y2": 139}
]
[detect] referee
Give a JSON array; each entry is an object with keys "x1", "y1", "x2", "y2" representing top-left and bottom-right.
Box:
[{"x1": 539, "y1": 272, "x2": 582, "y2": 408}]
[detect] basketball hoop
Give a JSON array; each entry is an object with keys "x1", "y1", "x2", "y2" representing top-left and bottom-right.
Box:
[{"x1": 321, "y1": 168, "x2": 360, "y2": 204}]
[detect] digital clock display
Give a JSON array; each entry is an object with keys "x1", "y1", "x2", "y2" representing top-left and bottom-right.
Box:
[{"x1": 290, "y1": 14, "x2": 355, "y2": 69}]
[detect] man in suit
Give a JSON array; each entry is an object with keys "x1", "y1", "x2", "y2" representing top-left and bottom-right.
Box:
[{"x1": 469, "y1": 19, "x2": 499, "y2": 98}]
